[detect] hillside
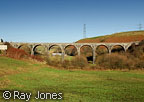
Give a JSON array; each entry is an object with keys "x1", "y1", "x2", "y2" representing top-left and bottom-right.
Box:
[{"x1": 77, "y1": 31, "x2": 144, "y2": 43}]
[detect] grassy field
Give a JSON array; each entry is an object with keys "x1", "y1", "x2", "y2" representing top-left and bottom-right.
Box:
[{"x1": 0, "y1": 56, "x2": 144, "y2": 102}]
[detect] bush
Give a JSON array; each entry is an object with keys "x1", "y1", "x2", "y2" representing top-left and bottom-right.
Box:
[
  {"x1": 129, "y1": 40, "x2": 144, "y2": 58},
  {"x1": 46, "y1": 56, "x2": 88, "y2": 69},
  {"x1": 131, "y1": 46, "x2": 144, "y2": 58},
  {"x1": 139, "y1": 40, "x2": 144, "y2": 46},
  {"x1": 6, "y1": 47, "x2": 28, "y2": 59},
  {"x1": 71, "y1": 56, "x2": 88, "y2": 69},
  {"x1": 30, "y1": 55, "x2": 44, "y2": 62},
  {"x1": 62, "y1": 60, "x2": 71, "y2": 69},
  {"x1": 45, "y1": 56, "x2": 52, "y2": 65},
  {"x1": 4, "y1": 42, "x2": 43, "y2": 62},
  {"x1": 96, "y1": 53, "x2": 134, "y2": 69},
  {"x1": 135, "y1": 60, "x2": 144, "y2": 68},
  {"x1": 5, "y1": 42, "x2": 28, "y2": 59},
  {"x1": 46, "y1": 56, "x2": 61, "y2": 67}
]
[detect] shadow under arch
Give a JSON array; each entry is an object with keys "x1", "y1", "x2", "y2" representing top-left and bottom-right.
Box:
[
  {"x1": 49, "y1": 44, "x2": 62, "y2": 55},
  {"x1": 80, "y1": 45, "x2": 93, "y2": 62},
  {"x1": 111, "y1": 45, "x2": 125, "y2": 53},
  {"x1": 126, "y1": 43, "x2": 136, "y2": 53},
  {"x1": 64, "y1": 45, "x2": 78, "y2": 56},
  {"x1": 18, "y1": 45, "x2": 23, "y2": 49},
  {"x1": 33, "y1": 44, "x2": 47, "y2": 55}
]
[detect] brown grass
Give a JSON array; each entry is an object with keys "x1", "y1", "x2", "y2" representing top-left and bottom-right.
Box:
[{"x1": 77, "y1": 31, "x2": 144, "y2": 43}]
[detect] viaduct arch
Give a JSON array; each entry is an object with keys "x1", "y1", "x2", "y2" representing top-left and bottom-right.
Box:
[
  {"x1": 96, "y1": 45, "x2": 109, "y2": 54},
  {"x1": 64, "y1": 45, "x2": 78, "y2": 56},
  {"x1": 10, "y1": 41, "x2": 140, "y2": 64}
]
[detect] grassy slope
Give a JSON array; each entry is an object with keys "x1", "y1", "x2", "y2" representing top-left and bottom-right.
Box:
[
  {"x1": 77, "y1": 31, "x2": 144, "y2": 43},
  {"x1": 0, "y1": 56, "x2": 144, "y2": 102}
]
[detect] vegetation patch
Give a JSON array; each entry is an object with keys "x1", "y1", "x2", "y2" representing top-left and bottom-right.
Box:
[{"x1": 77, "y1": 31, "x2": 144, "y2": 43}]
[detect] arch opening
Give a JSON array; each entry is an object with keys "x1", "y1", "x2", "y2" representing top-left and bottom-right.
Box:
[
  {"x1": 80, "y1": 45, "x2": 93, "y2": 63},
  {"x1": 127, "y1": 43, "x2": 136, "y2": 53},
  {"x1": 49, "y1": 45, "x2": 62, "y2": 56},
  {"x1": 64, "y1": 45, "x2": 78, "y2": 56},
  {"x1": 96, "y1": 45, "x2": 109, "y2": 55},
  {"x1": 111, "y1": 45, "x2": 125, "y2": 53},
  {"x1": 64, "y1": 45, "x2": 78, "y2": 61},
  {"x1": 33, "y1": 45, "x2": 46, "y2": 56},
  {"x1": 48, "y1": 45, "x2": 63, "y2": 61},
  {"x1": 18, "y1": 45, "x2": 31, "y2": 54}
]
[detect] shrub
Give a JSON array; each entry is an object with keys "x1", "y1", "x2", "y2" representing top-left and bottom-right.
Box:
[
  {"x1": 46, "y1": 56, "x2": 88, "y2": 69},
  {"x1": 5, "y1": 42, "x2": 43, "y2": 62},
  {"x1": 139, "y1": 40, "x2": 144, "y2": 46},
  {"x1": 4, "y1": 42, "x2": 28, "y2": 59},
  {"x1": 62, "y1": 60, "x2": 71, "y2": 69},
  {"x1": 131, "y1": 46, "x2": 144, "y2": 58},
  {"x1": 129, "y1": 40, "x2": 144, "y2": 58},
  {"x1": 71, "y1": 56, "x2": 88, "y2": 69},
  {"x1": 30, "y1": 55, "x2": 44, "y2": 62},
  {"x1": 96, "y1": 53, "x2": 134, "y2": 69},
  {"x1": 135, "y1": 60, "x2": 144, "y2": 68},
  {"x1": 45, "y1": 56, "x2": 52, "y2": 65},
  {"x1": 46, "y1": 56, "x2": 61, "y2": 67},
  {"x1": 6, "y1": 47, "x2": 28, "y2": 59}
]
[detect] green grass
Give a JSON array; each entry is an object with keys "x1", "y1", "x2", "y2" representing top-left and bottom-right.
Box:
[
  {"x1": 65, "y1": 56, "x2": 74, "y2": 61},
  {"x1": 0, "y1": 56, "x2": 144, "y2": 102}
]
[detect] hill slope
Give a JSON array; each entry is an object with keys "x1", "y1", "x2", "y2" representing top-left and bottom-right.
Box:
[{"x1": 77, "y1": 31, "x2": 144, "y2": 43}]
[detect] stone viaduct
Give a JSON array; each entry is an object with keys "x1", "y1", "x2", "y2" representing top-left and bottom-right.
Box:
[{"x1": 10, "y1": 41, "x2": 140, "y2": 64}]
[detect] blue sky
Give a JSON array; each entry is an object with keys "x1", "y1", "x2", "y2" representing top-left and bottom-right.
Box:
[{"x1": 0, "y1": 0, "x2": 144, "y2": 43}]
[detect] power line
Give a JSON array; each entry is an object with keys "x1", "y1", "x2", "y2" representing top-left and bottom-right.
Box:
[
  {"x1": 83, "y1": 24, "x2": 86, "y2": 38},
  {"x1": 138, "y1": 23, "x2": 142, "y2": 31}
]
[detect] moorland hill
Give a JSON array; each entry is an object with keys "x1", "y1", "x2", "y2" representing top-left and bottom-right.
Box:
[{"x1": 77, "y1": 31, "x2": 144, "y2": 43}]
